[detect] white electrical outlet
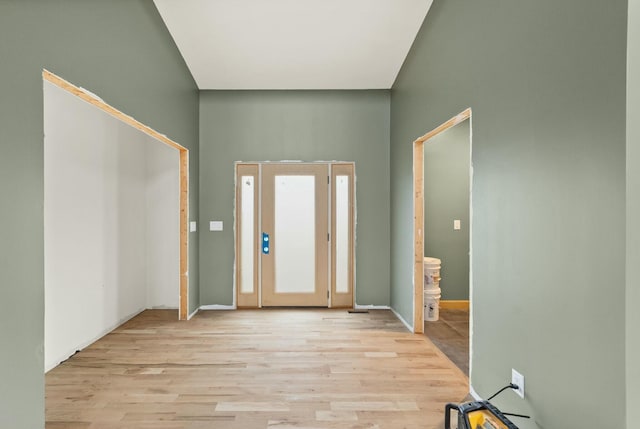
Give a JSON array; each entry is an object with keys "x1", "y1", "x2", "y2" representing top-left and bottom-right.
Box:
[
  {"x1": 454, "y1": 219, "x2": 461, "y2": 230},
  {"x1": 511, "y1": 368, "x2": 525, "y2": 398}
]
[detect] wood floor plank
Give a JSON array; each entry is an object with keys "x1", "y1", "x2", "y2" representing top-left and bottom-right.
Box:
[
  {"x1": 315, "y1": 410, "x2": 358, "y2": 421},
  {"x1": 215, "y1": 402, "x2": 291, "y2": 412},
  {"x1": 46, "y1": 309, "x2": 468, "y2": 429}
]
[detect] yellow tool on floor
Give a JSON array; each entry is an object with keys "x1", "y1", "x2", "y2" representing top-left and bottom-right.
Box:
[
  {"x1": 445, "y1": 401, "x2": 518, "y2": 429},
  {"x1": 445, "y1": 384, "x2": 529, "y2": 429}
]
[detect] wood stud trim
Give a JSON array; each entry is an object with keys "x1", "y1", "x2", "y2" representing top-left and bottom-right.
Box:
[
  {"x1": 179, "y1": 151, "x2": 189, "y2": 320},
  {"x1": 413, "y1": 108, "x2": 471, "y2": 145},
  {"x1": 413, "y1": 142, "x2": 424, "y2": 334}
]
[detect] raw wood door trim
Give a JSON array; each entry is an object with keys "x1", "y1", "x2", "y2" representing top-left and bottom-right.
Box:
[
  {"x1": 43, "y1": 70, "x2": 187, "y2": 152},
  {"x1": 43, "y1": 69, "x2": 190, "y2": 320},
  {"x1": 261, "y1": 163, "x2": 329, "y2": 307},
  {"x1": 235, "y1": 164, "x2": 260, "y2": 308},
  {"x1": 413, "y1": 142, "x2": 424, "y2": 333},
  {"x1": 331, "y1": 163, "x2": 355, "y2": 308},
  {"x1": 413, "y1": 108, "x2": 471, "y2": 333},
  {"x1": 179, "y1": 152, "x2": 189, "y2": 320},
  {"x1": 414, "y1": 109, "x2": 471, "y2": 145}
]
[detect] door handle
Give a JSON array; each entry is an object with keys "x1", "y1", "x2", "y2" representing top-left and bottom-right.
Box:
[{"x1": 262, "y1": 232, "x2": 270, "y2": 254}]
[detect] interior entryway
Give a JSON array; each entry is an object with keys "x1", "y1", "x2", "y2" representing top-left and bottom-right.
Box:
[
  {"x1": 236, "y1": 162, "x2": 355, "y2": 308},
  {"x1": 413, "y1": 108, "x2": 472, "y2": 377},
  {"x1": 413, "y1": 109, "x2": 471, "y2": 333},
  {"x1": 43, "y1": 71, "x2": 190, "y2": 372}
]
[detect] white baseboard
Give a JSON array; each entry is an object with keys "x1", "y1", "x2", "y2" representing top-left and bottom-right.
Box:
[
  {"x1": 469, "y1": 385, "x2": 482, "y2": 401},
  {"x1": 390, "y1": 307, "x2": 413, "y2": 332},
  {"x1": 199, "y1": 304, "x2": 236, "y2": 310},
  {"x1": 351, "y1": 304, "x2": 414, "y2": 332},
  {"x1": 354, "y1": 304, "x2": 390, "y2": 310},
  {"x1": 188, "y1": 307, "x2": 199, "y2": 320},
  {"x1": 200, "y1": 304, "x2": 391, "y2": 311}
]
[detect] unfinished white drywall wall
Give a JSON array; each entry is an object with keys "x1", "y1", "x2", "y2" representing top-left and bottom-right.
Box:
[
  {"x1": 44, "y1": 81, "x2": 179, "y2": 371},
  {"x1": 146, "y1": 140, "x2": 180, "y2": 308}
]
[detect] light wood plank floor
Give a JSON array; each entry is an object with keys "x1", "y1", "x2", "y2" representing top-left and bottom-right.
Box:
[{"x1": 46, "y1": 309, "x2": 468, "y2": 429}]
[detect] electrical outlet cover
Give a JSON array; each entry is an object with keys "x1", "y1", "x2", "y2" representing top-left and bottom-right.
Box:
[{"x1": 511, "y1": 368, "x2": 525, "y2": 398}]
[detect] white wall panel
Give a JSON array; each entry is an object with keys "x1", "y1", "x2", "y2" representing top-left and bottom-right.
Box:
[
  {"x1": 146, "y1": 138, "x2": 180, "y2": 309},
  {"x1": 44, "y1": 81, "x2": 179, "y2": 371}
]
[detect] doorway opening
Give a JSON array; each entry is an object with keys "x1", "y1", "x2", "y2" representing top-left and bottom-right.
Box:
[
  {"x1": 413, "y1": 109, "x2": 472, "y2": 375},
  {"x1": 43, "y1": 70, "x2": 189, "y2": 372},
  {"x1": 235, "y1": 162, "x2": 355, "y2": 308}
]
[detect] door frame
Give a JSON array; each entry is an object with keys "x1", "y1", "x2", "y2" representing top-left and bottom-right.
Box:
[
  {"x1": 43, "y1": 70, "x2": 190, "y2": 320},
  {"x1": 235, "y1": 161, "x2": 355, "y2": 308},
  {"x1": 412, "y1": 108, "x2": 471, "y2": 333}
]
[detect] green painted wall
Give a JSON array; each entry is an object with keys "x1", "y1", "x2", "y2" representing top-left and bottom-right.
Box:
[
  {"x1": 627, "y1": 1, "x2": 640, "y2": 427},
  {"x1": 390, "y1": 1, "x2": 626, "y2": 427},
  {"x1": 424, "y1": 120, "x2": 470, "y2": 300},
  {"x1": 199, "y1": 91, "x2": 390, "y2": 306},
  {"x1": 0, "y1": 1, "x2": 199, "y2": 427}
]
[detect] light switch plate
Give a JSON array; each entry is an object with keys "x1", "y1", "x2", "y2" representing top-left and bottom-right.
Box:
[
  {"x1": 189, "y1": 221, "x2": 197, "y2": 232},
  {"x1": 454, "y1": 219, "x2": 461, "y2": 230},
  {"x1": 209, "y1": 221, "x2": 223, "y2": 231}
]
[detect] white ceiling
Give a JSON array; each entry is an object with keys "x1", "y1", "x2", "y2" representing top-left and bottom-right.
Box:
[{"x1": 153, "y1": 0, "x2": 433, "y2": 90}]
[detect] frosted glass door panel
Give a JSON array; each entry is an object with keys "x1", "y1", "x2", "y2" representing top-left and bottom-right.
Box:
[
  {"x1": 330, "y1": 164, "x2": 354, "y2": 308},
  {"x1": 236, "y1": 164, "x2": 258, "y2": 307},
  {"x1": 335, "y1": 175, "x2": 349, "y2": 293},
  {"x1": 240, "y1": 176, "x2": 254, "y2": 294},
  {"x1": 274, "y1": 175, "x2": 316, "y2": 293}
]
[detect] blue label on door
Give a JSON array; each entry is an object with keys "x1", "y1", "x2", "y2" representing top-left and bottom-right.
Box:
[{"x1": 262, "y1": 232, "x2": 270, "y2": 254}]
